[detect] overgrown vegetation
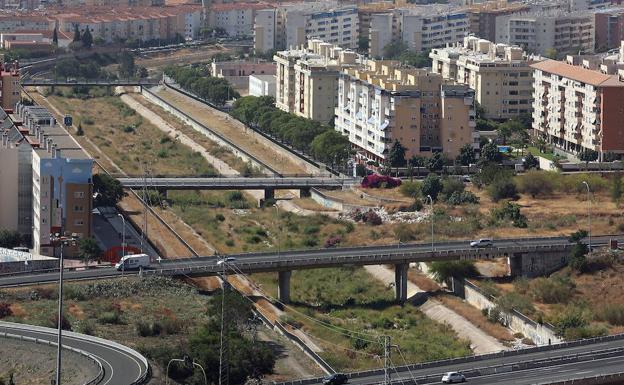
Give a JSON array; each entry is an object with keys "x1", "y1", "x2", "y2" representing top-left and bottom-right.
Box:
[{"x1": 165, "y1": 65, "x2": 239, "y2": 106}]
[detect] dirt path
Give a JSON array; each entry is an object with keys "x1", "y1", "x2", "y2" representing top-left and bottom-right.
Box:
[
  {"x1": 364, "y1": 265, "x2": 507, "y2": 355},
  {"x1": 0, "y1": 338, "x2": 99, "y2": 385},
  {"x1": 154, "y1": 86, "x2": 308, "y2": 174}
]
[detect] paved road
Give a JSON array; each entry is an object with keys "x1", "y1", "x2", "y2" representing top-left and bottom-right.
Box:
[
  {"x1": 117, "y1": 176, "x2": 355, "y2": 190},
  {"x1": 0, "y1": 321, "x2": 149, "y2": 385},
  {"x1": 0, "y1": 235, "x2": 620, "y2": 288},
  {"x1": 21, "y1": 79, "x2": 159, "y2": 86}
]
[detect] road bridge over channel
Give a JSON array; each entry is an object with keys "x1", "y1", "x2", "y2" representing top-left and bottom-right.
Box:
[
  {"x1": 21, "y1": 79, "x2": 160, "y2": 87},
  {"x1": 1, "y1": 235, "x2": 620, "y2": 303}
]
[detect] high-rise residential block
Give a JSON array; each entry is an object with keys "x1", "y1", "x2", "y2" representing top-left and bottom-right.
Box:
[
  {"x1": 334, "y1": 61, "x2": 476, "y2": 163},
  {"x1": 531, "y1": 55, "x2": 624, "y2": 159},
  {"x1": 430, "y1": 36, "x2": 539, "y2": 120},
  {"x1": 466, "y1": 0, "x2": 530, "y2": 42}
]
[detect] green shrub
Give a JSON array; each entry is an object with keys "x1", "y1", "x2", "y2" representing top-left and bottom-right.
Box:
[
  {"x1": 480, "y1": 280, "x2": 500, "y2": 298},
  {"x1": 394, "y1": 223, "x2": 416, "y2": 242},
  {"x1": 303, "y1": 225, "x2": 320, "y2": 234},
  {"x1": 98, "y1": 311, "x2": 122, "y2": 324},
  {"x1": 157, "y1": 149, "x2": 169, "y2": 158},
  {"x1": 160, "y1": 136, "x2": 172, "y2": 144},
  {"x1": 530, "y1": 276, "x2": 574, "y2": 304},
  {"x1": 429, "y1": 261, "x2": 479, "y2": 283},
  {"x1": 122, "y1": 125, "x2": 136, "y2": 133},
  {"x1": 512, "y1": 277, "x2": 530, "y2": 295},
  {"x1": 215, "y1": 214, "x2": 226, "y2": 222},
  {"x1": 516, "y1": 171, "x2": 555, "y2": 198},
  {"x1": 225, "y1": 239, "x2": 235, "y2": 247},
  {"x1": 162, "y1": 318, "x2": 183, "y2": 335},
  {"x1": 74, "y1": 320, "x2": 96, "y2": 335},
  {"x1": 488, "y1": 180, "x2": 519, "y2": 202},
  {"x1": 303, "y1": 236, "x2": 318, "y2": 247},
  {"x1": 496, "y1": 292, "x2": 534, "y2": 315},
  {"x1": 400, "y1": 181, "x2": 421, "y2": 198},
  {"x1": 82, "y1": 117, "x2": 95, "y2": 125},
  {"x1": 135, "y1": 321, "x2": 162, "y2": 337},
  {"x1": 596, "y1": 304, "x2": 624, "y2": 326}
]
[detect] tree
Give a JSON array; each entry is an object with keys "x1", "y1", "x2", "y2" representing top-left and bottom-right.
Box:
[
  {"x1": 457, "y1": 144, "x2": 476, "y2": 166},
  {"x1": 569, "y1": 242, "x2": 589, "y2": 273},
  {"x1": 73, "y1": 24, "x2": 81, "y2": 42},
  {"x1": 0, "y1": 229, "x2": 22, "y2": 248},
  {"x1": 93, "y1": 173, "x2": 125, "y2": 207},
  {"x1": 387, "y1": 140, "x2": 407, "y2": 175},
  {"x1": 76, "y1": 123, "x2": 84, "y2": 136},
  {"x1": 611, "y1": 172, "x2": 623, "y2": 204},
  {"x1": 427, "y1": 152, "x2": 445, "y2": 173},
  {"x1": 421, "y1": 173, "x2": 443, "y2": 201},
  {"x1": 517, "y1": 170, "x2": 553, "y2": 198},
  {"x1": 523, "y1": 153, "x2": 539, "y2": 170},
  {"x1": 138, "y1": 67, "x2": 148, "y2": 79},
  {"x1": 78, "y1": 237, "x2": 101, "y2": 265},
  {"x1": 310, "y1": 130, "x2": 351, "y2": 165},
  {"x1": 382, "y1": 40, "x2": 408, "y2": 59},
  {"x1": 409, "y1": 155, "x2": 425, "y2": 180},
  {"x1": 81, "y1": 27, "x2": 93, "y2": 49},
  {"x1": 118, "y1": 51, "x2": 136, "y2": 78},
  {"x1": 497, "y1": 120, "x2": 525, "y2": 146},
  {"x1": 480, "y1": 142, "x2": 502, "y2": 164},
  {"x1": 429, "y1": 261, "x2": 479, "y2": 284},
  {"x1": 52, "y1": 27, "x2": 58, "y2": 46},
  {"x1": 357, "y1": 36, "x2": 369, "y2": 53},
  {"x1": 545, "y1": 48, "x2": 558, "y2": 59},
  {"x1": 579, "y1": 149, "x2": 599, "y2": 169},
  {"x1": 488, "y1": 179, "x2": 519, "y2": 202}
]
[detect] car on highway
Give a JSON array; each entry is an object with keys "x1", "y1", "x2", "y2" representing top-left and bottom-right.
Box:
[
  {"x1": 322, "y1": 373, "x2": 348, "y2": 385},
  {"x1": 470, "y1": 238, "x2": 493, "y2": 248},
  {"x1": 441, "y1": 371, "x2": 466, "y2": 383},
  {"x1": 216, "y1": 257, "x2": 237, "y2": 266}
]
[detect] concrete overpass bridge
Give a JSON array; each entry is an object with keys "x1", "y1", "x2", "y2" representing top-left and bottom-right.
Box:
[
  {"x1": 1, "y1": 235, "x2": 619, "y2": 302},
  {"x1": 117, "y1": 176, "x2": 357, "y2": 201}
]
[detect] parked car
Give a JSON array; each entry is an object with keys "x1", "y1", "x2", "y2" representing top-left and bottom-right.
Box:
[
  {"x1": 470, "y1": 238, "x2": 493, "y2": 248},
  {"x1": 442, "y1": 372, "x2": 466, "y2": 383},
  {"x1": 322, "y1": 373, "x2": 348, "y2": 385}
]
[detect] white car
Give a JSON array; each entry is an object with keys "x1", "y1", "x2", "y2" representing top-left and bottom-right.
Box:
[
  {"x1": 442, "y1": 372, "x2": 466, "y2": 383},
  {"x1": 470, "y1": 238, "x2": 493, "y2": 248},
  {"x1": 216, "y1": 257, "x2": 237, "y2": 266}
]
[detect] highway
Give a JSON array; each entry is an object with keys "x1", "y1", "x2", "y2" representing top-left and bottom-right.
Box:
[
  {"x1": 117, "y1": 176, "x2": 356, "y2": 190},
  {"x1": 0, "y1": 235, "x2": 620, "y2": 288},
  {"x1": 21, "y1": 79, "x2": 159, "y2": 87},
  {"x1": 0, "y1": 321, "x2": 149, "y2": 385}
]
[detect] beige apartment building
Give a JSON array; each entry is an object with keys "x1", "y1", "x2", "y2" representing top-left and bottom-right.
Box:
[
  {"x1": 430, "y1": 36, "x2": 537, "y2": 120},
  {"x1": 274, "y1": 39, "x2": 361, "y2": 123},
  {"x1": 531, "y1": 57, "x2": 624, "y2": 159},
  {"x1": 334, "y1": 61, "x2": 476, "y2": 163}
]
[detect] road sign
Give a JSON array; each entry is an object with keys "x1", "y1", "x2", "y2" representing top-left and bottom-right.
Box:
[{"x1": 63, "y1": 115, "x2": 72, "y2": 127}]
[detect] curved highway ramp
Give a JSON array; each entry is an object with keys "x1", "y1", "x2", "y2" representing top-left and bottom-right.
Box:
[{"x1": 0, "y1": 321, "x2": 149, "y2": 385}]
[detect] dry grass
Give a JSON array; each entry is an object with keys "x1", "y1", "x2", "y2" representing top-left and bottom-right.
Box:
[
  {"x1": 437, "y1": 294, "x2": 515, "y2": 342},
  {"x1": 407, "y1": 269, "x2": 441, "y2": 292},
  {"x1": 291, "y1": 197, "x2": 338, "y2": 211},
  {"x1": 136, "y1": 46, "x2": 229, "y2": 69},
  {"x1": 354, "y1": 186, "x2": 413, "y2": 203},
  {"x1": 155, "y1": 87, "x2": 307, "y2": 174}
]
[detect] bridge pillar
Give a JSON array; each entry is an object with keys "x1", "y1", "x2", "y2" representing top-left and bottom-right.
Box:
[
  {"x1": 300, "y1": 188, "x2": 311, "y2": 198},
  {"x1": 278, "y1": 270, "x2": 292, "y2": 303},
  {"x1": 508, "y1": 253, "x2": 524, "y2": 277},
  {"x1": 394, "y1": 263, "x2": 408, "y2": 303},
  {"x1": 264, "y1": 189, "x2": 275, "y2": 201}
]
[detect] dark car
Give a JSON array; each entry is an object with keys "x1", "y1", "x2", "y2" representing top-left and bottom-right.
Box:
[{"x1": 323, "y1": 373, "x2": 348, "y2": 385}]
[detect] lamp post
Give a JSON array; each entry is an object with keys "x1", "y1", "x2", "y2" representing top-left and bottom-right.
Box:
[
  {"x1": 50, "y1": 232, "x2": 79, "y2": 385},
  {"x1": 274, "y1": 204, "x2": 280, "y2": 257},
  {"x1": 426, "y1": 195, "x2": 434, "y2": 252},
  {"x1": 117, "y1": 213, "x2": 126, "y2": 276},
  {"x1": 582, "y1": 181, "x2": 591, "y2": 254}
]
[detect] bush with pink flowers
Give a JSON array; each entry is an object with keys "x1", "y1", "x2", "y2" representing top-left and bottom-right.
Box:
[{"x1": 361, "y1": 174, "x2": 402, "y2": 189}]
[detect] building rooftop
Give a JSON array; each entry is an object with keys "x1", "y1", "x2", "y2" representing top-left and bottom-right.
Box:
[
  {"x1": 250, "y1": 74, "x2": 276, "y2": 81},
  {"x1": 0, "y1": 247, "x2": 56, "y2": 262},
  {"x1": 211, "y1": 2, "x2": 274, "y2": 12},
  {"x1": 531, "y1": 59, "x2": 624, "y2": 87}
]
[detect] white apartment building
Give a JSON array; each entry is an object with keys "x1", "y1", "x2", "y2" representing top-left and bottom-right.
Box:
[
  {"x1": 207, "y1": 3, "x2": 272, "y2": 37},
  {"x1": 335, "y1": 61, "x2": 476, "y2": 163},
  {"x1": 368, "y1": 5, "x2": 470, "y2": 57},
  {"x1": 430, "y1": 36, "x2": 538, "y2": 120},
  {"x1": 274, "y1": 40, "x2": 361, "y2": 123},
  {"x1": 531, "y1": 57, "x2": 624, "y2": 158},
  {"x1": 495, "y1": 11, "x2": 595, "y2": 55},
  {"x1": 254, "y1": 2, "x2": 359, "y2": 54},
  {"x1": 249, "y1": 74, "x2": 276, "y2": 98}
]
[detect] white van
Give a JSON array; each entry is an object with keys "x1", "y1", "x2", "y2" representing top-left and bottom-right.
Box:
[{"x1": 115, "y1": 254, "x2": 150, "y2": 271}]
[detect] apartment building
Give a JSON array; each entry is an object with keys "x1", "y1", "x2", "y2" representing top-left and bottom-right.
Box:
[
  {"x1": 254, "y1": 2, "x2": 359, "y2": 54},
  {"x1": 466, "y1": 0, "x2": 530, "y2": 42},
  {"x1": 334, "y1": 61, "x2": 476, "y2": 163},
  {"x1": 0, "y1": 15, "x2": 55, "y2": 33},
  {"x1": 495, "y1": 10, "x2": 595, "y2": 55},
  {"x1": 207, "y1": 2, "x2": 273, "y2": 37},
  {"x1": 430, "y1": 36, "x2": 538, "y2": 120},
  {"x1": 249, "y1": 74, "x2": 276, "y2": 97},
  {"x1": 211, "y1": 58, "x2": 275, "y2": 89},
  {"x1": 0, "y1": 61, "x2": 20, "y2": 112},
  {"x1": 274, "y1": 40, "x2": 361, "y2": 123},
  {"x1": 0, "y1": 102, "x2": 93, "y2": 257},
  {"x1": 368, "y1": 5, "x2": 470, "y2": 57},
  {"x1": 595, "y1": 8, "x2": 624, "y2": 51},
  {"x1": 531, "y1": 57, "x2": 624, "y2": 159}
]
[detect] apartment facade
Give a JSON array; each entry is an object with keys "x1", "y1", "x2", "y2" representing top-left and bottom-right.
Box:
[
  {"x1": 207, "y1": 2, "x2": 273, "y2": 37},
  {"x1": 254, "y1": 2, "x2": 359, "y2": 54},
  {"x1": 249, "y1": 74, "x2": 276, "y2": 97},
  {"x1": 430, "y1": 36, "x2": 537, "y2": 120},
  {"x1": 531, "y1": 59, "x2": 624, "y2": 159},
  {"x1": 368, "y1": 5, "x2": 470, "y2": 57},
  {"x1": 0, "y1": 61, "x2": 20, "y2": 112},
  {"x1": 275, "y1": 40, "x2": 361, "y2": 123},
  {"x1": 595, "y1": 8, "x2": 624, "y2": 51},
  {"x1": 334, "y1": 61, "x2": 476, "y2": 163},
  {"x1": 496, "y1": 11, "x2": 595, "y2": 55},
  {"x1": 466, "y1": 0, "x2": 530, "y2": 42}
]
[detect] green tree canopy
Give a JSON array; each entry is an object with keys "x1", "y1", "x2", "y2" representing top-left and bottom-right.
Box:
[
  {"x1": 429, "y1": 261, "x2": 479, "y2": 284},
  {"x1": 457, "y1": 144, "x2": 476, "y2": 166},
  {"x1": 421, "y1": 173, "x2": 443, "y2": 201},
  {"x1": 310, "y1": 130, "x2": 351, "y2": 165},
  {"x1": 73, "y1": 24, "x2": 81, "y2": 42},
  {"x1": 427, "y1": 152, "x2": 445, "y2": 173},
  {"x1": 81, "y1": 28, "x2": 93, "y2": 49},
  {"x1": 78, "y1": 237, "x2": 101, "y2": 265},
  {"x1": 480, "y1": 142, "x2": 502, "y2": 163},
  {"x1": 93, "y1": 173, "x2": 125, "y2": 207},
  {"x1": 388, "y1": 140, "x2": 407, "y2": 168}
]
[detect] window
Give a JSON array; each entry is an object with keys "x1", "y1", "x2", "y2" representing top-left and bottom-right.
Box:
[
  {"x1": 74, "y1": 219, "x2": 84, "y2": 226},
  {"x1": 74, "y1": 205, "x2": 84, "y2": 212},
  {"x1": 74, "y1": 191, "x2": 85, "y2": 199}
]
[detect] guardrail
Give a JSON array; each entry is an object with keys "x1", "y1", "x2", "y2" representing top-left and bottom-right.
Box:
[
  {"x1": 537, "y1": 372, "x2": 624, "y2": 385},
  {"x1": 142, "y1": 85, "x2": 281, "y2": 176},
  {"x1": 0, "y1": 330, "x2": 105, "y2": 385}
]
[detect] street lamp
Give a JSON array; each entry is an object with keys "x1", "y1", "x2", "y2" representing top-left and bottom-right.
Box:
[
  {"x1": 166, "y1": 356, "x2": 207, "y2": 385},
  {"x1": 117, "y1": 213, "x2": 126, "y2": 276},
  {"x1": 582, "y1": 181, "x2": 591, "y2": 254},
  {"x1": 274, "y1": 203, "x2": 280, "y2": 257},
  {"x1": 49, "y1": 232, "x2": 80, "y2": 385},
  {"x1": 426, "y1": 195, "x2": 434, "y2": 252}
]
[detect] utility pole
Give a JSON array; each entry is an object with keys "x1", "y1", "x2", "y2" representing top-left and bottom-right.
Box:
[
  {"x1": 140, "y1": 164, "x2": 149, "y2": 253},
  {"x1": 383, "y1": 335, "x2": 391, "y2": 385},
  {"x1": 218, "y1": 259, "x2": 229, "y2": 385}
]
